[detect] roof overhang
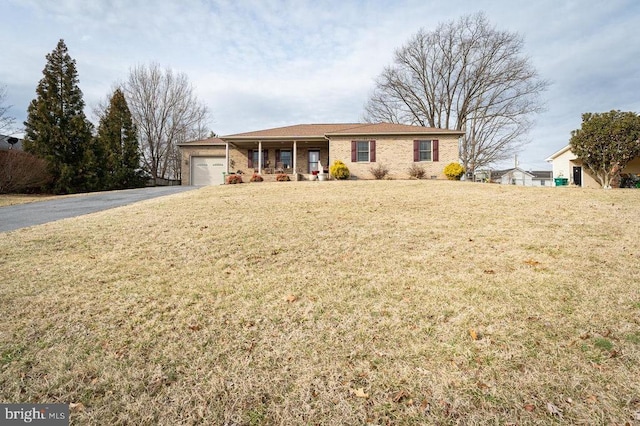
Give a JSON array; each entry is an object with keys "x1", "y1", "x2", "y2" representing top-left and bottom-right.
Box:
[
  {"x1": 324, "y1": 130, "x2": 465, "y2": 137},
  {"x1": 222, "y1": 135, "x2": 328, "y2": 142},
  {"x1": 545, "y1": 144, "x2": 573, "y2": 162},
  {"x1": 177, "y1": 137, "x2": 227, "y2": 147}
]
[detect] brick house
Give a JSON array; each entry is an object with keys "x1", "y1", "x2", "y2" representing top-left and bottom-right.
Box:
[{"x1": 178, "y1": 123, "x2": 463, "y2": 185}]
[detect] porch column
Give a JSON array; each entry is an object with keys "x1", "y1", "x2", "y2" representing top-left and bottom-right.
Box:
[
  {"x1": 293, "y1": 141, "x2": 297, "y2": 174},
  {"x1": 225, "y1": 142, "x2": 229, "y2": 173},
  {"x1": 258, "y1": 141, "x2": 263, "y2": 174}
]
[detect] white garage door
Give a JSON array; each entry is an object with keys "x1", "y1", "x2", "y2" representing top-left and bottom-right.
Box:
[{"x1": 191, "y1": 157, "x2": 226, "y2": 185}]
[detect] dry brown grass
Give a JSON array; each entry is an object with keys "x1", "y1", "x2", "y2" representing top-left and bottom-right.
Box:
[
  {"x1": 0, "y1": 194, "x2": 60, "y2": 207},
  {"x1": 1, "y1": 180, "x2": 639, "y2": 425}
]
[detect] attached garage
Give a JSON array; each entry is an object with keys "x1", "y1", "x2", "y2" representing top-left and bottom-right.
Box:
[
  {"x1": 191, "y1": 156, "x2": 226, "y2": 186},
  {"x1": 177, "y1": 137, "x2": 228, "y2": 185}
]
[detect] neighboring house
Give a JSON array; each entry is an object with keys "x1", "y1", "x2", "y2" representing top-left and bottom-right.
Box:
[
  {"x1": 178, "y1": 123, "x2": 464, "y2": 185},
  {"x1": 545, "y1": 145, "x2": 640, "y2": 188},
  {"x1": 491, "y1": 167, "x2": 552, "y2": 187},
  {"x1": 0, "y1": 134, "x2": 23, "y2": 151}
]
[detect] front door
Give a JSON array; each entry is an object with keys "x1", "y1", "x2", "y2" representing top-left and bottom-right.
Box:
[
  {"x1": 573, "y1": 166, "x2": 582, "y2": 186},
  {"x1": 308, "y1": 150, "x2": 320, "y2": 173}
]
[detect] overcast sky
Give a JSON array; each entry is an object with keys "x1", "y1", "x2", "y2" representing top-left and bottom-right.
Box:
[{"x1": 1, "y1": 0, "x2": 639, "y2": 170}]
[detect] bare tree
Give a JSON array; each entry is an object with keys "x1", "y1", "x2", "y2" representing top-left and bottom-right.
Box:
[
  {"x1": 364, "y1": 12, "x2": 548, "y2": 176},
  {"x1": 123, "y1": 63, "x2": 210, "y2": 181},
  {"x1": 0, "y1": 84, "x2": 16, "y2": 134}
]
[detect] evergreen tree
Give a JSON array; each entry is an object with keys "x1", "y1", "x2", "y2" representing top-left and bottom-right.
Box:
[
  {"x1": 23, "y1": 39, "x2": 94, "y2": 194},
  {"x1": 95, "y1": 88, "x2": 147, "y2": 190}
]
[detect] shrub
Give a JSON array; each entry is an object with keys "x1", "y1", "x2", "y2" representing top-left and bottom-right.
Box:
[
  {"x1": 0, "y1": 150, "x2": 53, "y2": 193},
  {"x1": 250, "y1": 173, "x2": 264, "y2": 182},
  {"x1": 408, "y1": 164, "x2": 426, "y2": 179},
  {"x1": 330, "y1": 160, "x2": 350, "y2": 180},
  {"x1": 226, "y1": 174, "x2": 243, "y2": 184},
  {"x1": 620, "y1": 173, "x2": 640, "y2": 188},
  {"x1": 276, "y1": 174, "x2": 290, "y2": 182},
  {"x1": 444, "y1": 163, "x2": 465, "y2": 180},
  {"x1": 370, "y1": 163, "x2": 389, "y2": 180}
]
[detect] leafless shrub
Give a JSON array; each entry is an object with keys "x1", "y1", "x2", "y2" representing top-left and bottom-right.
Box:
[
  {"x1": 408, "y1": 164, "x2": 426, "y2": 179},
  {"x1": 0, "y1": 150, "x2": 52, "y2": 193},
  {"x1": 370, "y1": 163, "x2": 390, "y2": 180}
]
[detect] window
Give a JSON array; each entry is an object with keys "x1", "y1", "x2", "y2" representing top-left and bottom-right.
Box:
[
  {"x1": 413, "y1": 140, "x2": 439, "y2": 162},
  {"x1": 279, "y1": 150, "x2": 292, "y2": 168},
  {"x1": 419, "y1": 140, "x2": 431, "y2": 161},
  {"x1": 351, "y1": 140, "x2": 376, "y2": 163},
  {"x1": 248, "y1": 149, "x2": 268, "y2": 169},
  {"x1": 357, "y1": 141, "x2": 369, "y2": 162},
  {"x1": 540, "y1": 179, "x2": 546, "y2": 186}
]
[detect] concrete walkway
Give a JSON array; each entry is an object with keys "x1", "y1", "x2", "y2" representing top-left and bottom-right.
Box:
[{"x1": 0, "y1": 186, "x2": 198, "y2": 233}]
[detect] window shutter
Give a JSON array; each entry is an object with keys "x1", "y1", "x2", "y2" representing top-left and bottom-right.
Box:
[
  {"x1": 275, "y1": 149, "x2": 281, "y2": 163},
  {"x1": 351, "y1": 141, "x2": 357, "y2": 162},
  {"x1": 370, "y1": 140, "x2": 376, "y2": 162},
  {"x1": 263, "y1": 150, "x2": 268, "y2": 166},
  {"x1": 433, "y1": 140, "x2": 439, "y2": 162},
  {"x1": 413, "y1": 140, "x2": 419, "y2": 162},
  {"x1": 248, "y1": 149, "x2": 253, "y2": 168}
]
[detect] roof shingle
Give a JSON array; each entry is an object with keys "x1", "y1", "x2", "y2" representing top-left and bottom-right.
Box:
[{"x1": 222, "y1": 122, "x2": 463, "y2": 140}]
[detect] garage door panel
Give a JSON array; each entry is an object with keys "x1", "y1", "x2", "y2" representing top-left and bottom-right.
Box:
[{"x1": 192, "y1": 157, "x2": 225, "y2": 185}]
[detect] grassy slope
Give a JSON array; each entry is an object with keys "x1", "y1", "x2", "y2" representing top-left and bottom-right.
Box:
[
  {"x1": 0, "y1": 194, "x2": 60, "y2": 207},
  {"x1": 0, "y1": 180, "x2": 639, "y2": 425}
]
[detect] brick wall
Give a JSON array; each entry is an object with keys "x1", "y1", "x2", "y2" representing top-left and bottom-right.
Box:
[
  {"x1": 328, "y1": 134, "x2": 460, "y2": 179},
  {"x1": 180, "y1": 145, "x2": 226, "y2": 185}
]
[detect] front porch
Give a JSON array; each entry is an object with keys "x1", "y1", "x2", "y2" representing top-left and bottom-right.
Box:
[
  {"x1": 254, "y1": 170, "x2": 328, "y2": 182},
  {"x1": 228, "y1": 140, "x2": 330, "y2": 177}
]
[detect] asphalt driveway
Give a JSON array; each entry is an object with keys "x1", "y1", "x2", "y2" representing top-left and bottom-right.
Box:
[{"x1": 0, "y1": 186, "x2": 198, "y2": 233}]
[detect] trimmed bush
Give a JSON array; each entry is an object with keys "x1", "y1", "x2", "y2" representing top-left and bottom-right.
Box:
[
  {"x1": 226, "y1": 174, "x2": 243, "y2": 184},
  {"x1": 370, "y1": 163, "x2": 389, "y2": 180},
  {"x1": 444, "y1": 163, "x2": 465, "y2": 180},
  {"x1": 330, "y1": 160, "x2": 350, "y2": 180},
  {"x1": 250, "y1": 173, "x2": 264, "y2": 182},
  {"x1": 276, "y1": 174, "x2": 290, "y2": 182},
  {"x1": 408, "y1": 164, "x2": 426, "y2": 179}
]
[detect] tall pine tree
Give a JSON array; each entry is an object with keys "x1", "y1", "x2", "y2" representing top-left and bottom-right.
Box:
[
  {"x1": 23, "y1": 39, "x2": 94, "y2": 194},
  {"x1": 95, "y1": 88, "x2": 146, "y2": 190}
]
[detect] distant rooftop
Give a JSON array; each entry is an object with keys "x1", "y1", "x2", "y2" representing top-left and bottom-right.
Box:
[{"x1": 0, "y1": 134, "x2": 23, "y2": 151}]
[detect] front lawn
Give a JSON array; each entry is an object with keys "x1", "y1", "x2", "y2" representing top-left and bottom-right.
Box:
[{"x1": 0, "y1": 180, "x2": 638, "y2": 424}]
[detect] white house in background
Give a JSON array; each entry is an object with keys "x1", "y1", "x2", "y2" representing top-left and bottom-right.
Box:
[
  {"x1": 487, "y1": 168, "x2": 552, "y2": 187},
  {"x1": 546, "y1": 144, "x2": 640, "y2": 188}
]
